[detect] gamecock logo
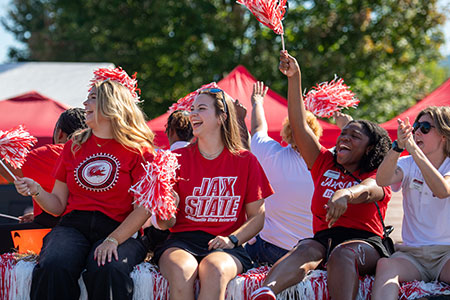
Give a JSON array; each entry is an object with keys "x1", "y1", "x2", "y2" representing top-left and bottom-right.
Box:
[{"x1": 75, "y1": 153, "x2": 120, "y2": 192}]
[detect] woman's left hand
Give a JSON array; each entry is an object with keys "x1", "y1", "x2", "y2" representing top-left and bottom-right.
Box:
[
  {"x1": 325, "y1": 189, "x2": 351, "y2": 228},
  {"x1": 208, "y1": 235, "x2": 234, "y2": 250},
  {"x1": 94, "y1": 239, "x2": 119, "y2": 266}
]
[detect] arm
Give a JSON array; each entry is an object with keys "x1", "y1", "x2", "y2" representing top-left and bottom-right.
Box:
[
  {"x1": 326, "y1": 178, "x2": 385, "y2": 227},
  {"x1": 250, "y1": 81, "x2": 269, "y2": 135},
  {"x1": 14, "y1": 178, "x2": 68, "y2": 216},
  {"x1": 280, "y1": 51, "x2": 321, "y2": 169},
  {"x1": 233, "y1": 99, "x2": 251, "y2": 150},
  {"x1": 401, "y1": 118, "x2": 450, "y2": 198},
  {"x1": 208, "y1": 199, "x2": 265, "y2": 250}
]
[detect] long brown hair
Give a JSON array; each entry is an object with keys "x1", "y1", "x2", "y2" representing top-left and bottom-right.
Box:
[{"x1": 198, "y1": 90, "x2": 244, "y2": 155}]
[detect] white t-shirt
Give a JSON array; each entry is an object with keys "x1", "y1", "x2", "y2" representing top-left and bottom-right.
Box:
[
  {"x1": 251, "y1": 131, "x2": 314, "y2": 250},
  {"x1": 170, "y1": 141, "x2": 190, "y2": 151},
  {"x1": 394, "y1": 156, "x2": 450, "y2": 246}
]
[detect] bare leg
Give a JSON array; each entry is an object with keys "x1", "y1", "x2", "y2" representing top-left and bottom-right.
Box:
[
  {"x1": 197, "y1": 251, "x2": 243, "y2": 300},
  {"x1": 261, "y1": 239, "x2": 326, "y2": 294},
  {"x1": 438, "y1": 258, "x2": 450, "y2": 284},
  {"x1": 371, "y1": 257, "x2": 421, "y2": 300},
  {"x1": 159, "y1": 248, "x2": 199, "y2": 300},
  {"x1": 327, "y1": 241, "x2": 380, "y2": 300}
]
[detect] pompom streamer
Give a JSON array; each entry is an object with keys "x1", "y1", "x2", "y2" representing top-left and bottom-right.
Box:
[
  {"x1": 90, "y1": 67, "x2": 141, "y2": 102},
  {"x1": 130, "y1": 150, "x2": 180, "y2": 220},
  {"x1": 168, "y1": 82, "x2": 219, "y2": 113},
  {"x1": 0, "y1": 126, "x2": 37, "y2": 179},
  {"x1": 237, "y1": 0, "x2": 287, "y2": 49},
  {"x1": 304, "y1": 76, "x2": 359, "y2": 118}
]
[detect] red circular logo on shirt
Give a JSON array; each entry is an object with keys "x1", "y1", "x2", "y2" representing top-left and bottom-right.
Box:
[{"x1": 75, "y1": 153, "x2": 120, "y2": 192}]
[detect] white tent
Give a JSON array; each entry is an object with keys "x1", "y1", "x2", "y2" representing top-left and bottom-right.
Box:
[{"x1": 0, "y1": 62, "x2": 114, "y2": 107}]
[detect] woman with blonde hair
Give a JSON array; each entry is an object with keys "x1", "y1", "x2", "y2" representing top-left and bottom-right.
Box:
[
  {"x1": 14, "y1": 79, "x2": 157, "y2": 300},
  {"x1": 153, "y1": 88, "x2": 273, "y2": 300},
  {"x1": 372, "y1": 106, "x2": 450, "y2": 300}
]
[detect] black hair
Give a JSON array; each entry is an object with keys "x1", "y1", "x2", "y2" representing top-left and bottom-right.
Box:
[
  {"x1": 335, "y1": 120, "x2": 391, "y2": 174},
  {"x1": 55, "y1": 107, "x2": 87, "y2": 137},
  {"x1": 165, "y1": 110, "x2": 193, "y2": 142}
]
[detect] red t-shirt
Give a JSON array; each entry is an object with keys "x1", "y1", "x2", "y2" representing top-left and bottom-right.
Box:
[
  {"x1": 53, "y1": 135, "x2": 153, "y2": 223},
  {"x1": 21, "y1": 144, "x2": 64, "y2": 217},
  {"x1": 310, "y1": 147, "x2": 391, "y2": 237},
  {"x1": 171, "y1": 144, "x2": 273, "y2": 236}
]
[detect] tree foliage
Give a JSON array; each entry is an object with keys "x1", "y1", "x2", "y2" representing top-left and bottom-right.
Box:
[{"x1": 2, "y1": 0, "x2": 445, "y2": 122}]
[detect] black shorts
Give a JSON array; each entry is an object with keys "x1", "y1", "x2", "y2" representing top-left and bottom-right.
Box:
[
  {"x1": 153, "y1": 230, "x2": 254, "y2": 272},
  {"x1": 302, "y1": 227, "x2": 390, "y2": 261}
]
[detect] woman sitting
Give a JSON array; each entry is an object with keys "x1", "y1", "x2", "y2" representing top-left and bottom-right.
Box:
[
  {"x1": 153, "y1": 88, "x2": 273, "y2": 300},
  {"x1": 251, "y1": 51, "x2": 392, "y2": 300},
  {"x1": 372, "y1": 106, "x2": 450, "y2": 300}
]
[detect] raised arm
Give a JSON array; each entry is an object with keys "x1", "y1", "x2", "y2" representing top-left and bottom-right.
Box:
[
  {"x1": 250, "y1": 81, "x2": 269, "y2": 136},
  {"x1": 233, "y1": 99, "x2": 251, "y2": 150},
  {"x1": 401, "y1": 119, "x2": 450, "y2": 198},
  {"x1": 279, "y1": 51, "x2": 321, "y2": 168}
]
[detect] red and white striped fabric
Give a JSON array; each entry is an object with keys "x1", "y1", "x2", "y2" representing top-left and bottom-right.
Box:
[
  {"x1": 237, "y1": 0, "x2": 288, "y2": 35},
  {"x1": 2, "y1": 254, "x2": 449, "y2": 300},
  {"x1": 0, "y1": 125, "x2": 37, "y2": 169},
  {"x1": 90, "y1": 67, "x2": 141, "y2": 102},
  {"x1": 130, "y1": 150, "x2": 180, "y2": 220},
  {"x1": 304, "y1": 76, "x2": 359, "y2": 118},
  {"x1": 168, "y1": 82, "x2": 219, "y2": 113}
]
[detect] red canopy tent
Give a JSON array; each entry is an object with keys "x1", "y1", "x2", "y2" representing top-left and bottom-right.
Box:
[
  {"x1": 147, "y1": 65, "x2": 341, "y2": 149},
  {"x1": 0, "y1": 91, "x2": 69, "y2": 148},
  {"x1": 381, "y1": 77, "x2": 450, "y2": 140}
]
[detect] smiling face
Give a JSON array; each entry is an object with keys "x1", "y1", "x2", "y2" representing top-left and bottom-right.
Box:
[
  {"x1": 83, "y1": 86, "x2": 109, "y2": 131},
  {"x1": 189, "y1": 94, "x2": 222, "y2": 139},
  {"x1": 335, "y1": 122, "x2": 371, "y2": 171},
  {"x1": 414, "y1": 113, "x2": 445, "y2": 155}
]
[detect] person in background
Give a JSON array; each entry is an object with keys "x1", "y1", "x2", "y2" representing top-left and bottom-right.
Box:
[
  {"x1": 153, "y1": 88, "x2": 273, "y2": 300},
  {"x1": 251, "y1": 51, "x2": 392, "y2": 300},
  {"x1": 165, "y1": 109, "x2": 194, "y2": 151},
  {"x1": 0, "y1": 108, "x2": 86, "y2": 254},
  {"x1": 14, "y1": 80, "x2": 159, "y2": 300},
  {"x1": 372, "y1": 106, "x2": 450, "y2": 300}
]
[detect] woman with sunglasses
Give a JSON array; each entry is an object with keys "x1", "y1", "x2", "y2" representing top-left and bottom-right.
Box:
[
  {"x1": 153, "y1": 88, "x2": 273, "y2": 300},
  {"x1": 372, "y1": 106, "x2": 450, "y2": 300},
  {"x1": 251, "y1": 51, "x2": 392, "y2": 300}
]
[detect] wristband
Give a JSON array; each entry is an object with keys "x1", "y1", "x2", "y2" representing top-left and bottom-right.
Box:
[
  {"x1": 150, "y1": 214, "x2": 163, "y2": 230},
  {"x1": 31, "y1": 184, "x2": 41, "y2": 197},
  {"x1": 104, "y1": 236, "x2": 118, "y2": 246}
]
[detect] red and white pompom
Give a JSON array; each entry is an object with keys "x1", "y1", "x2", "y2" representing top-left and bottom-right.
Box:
[
  {"x1": 304, "y1": 76, "x2": 359, "y2": 118},
  {"x1": 0, "y1": 125, "x2": 37, "y2": 169},
  {"x1": 90, "y1": 67, "x2": 141, "y2": 102},
  {"x1": 237, "y1": 0, "x2": 287, "y2": 35},
  {"x1": 130, "y1": 150, "x2": 180, "y2": 220},
  {"x1": 168, "y1": 82, "x2": 219, "y2": 113}
]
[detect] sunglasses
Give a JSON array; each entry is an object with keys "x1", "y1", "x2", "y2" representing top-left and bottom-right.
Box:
[
  {"x1": 413, "y1": 121, "x2": 435, "y2": 134},
  {"x1": 199, "y1": 88, "x2": 228, "y2": 115}
]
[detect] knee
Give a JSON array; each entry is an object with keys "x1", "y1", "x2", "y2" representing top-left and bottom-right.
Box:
[
  {"x1": 199, "y1": 259, "x2": 226, "y2": 282},
  {"x1": 327, "y1": 245, "x2": 358, "y2": 271},
  {"x1": 375, "y1": 257, "x2": 395, "y2": 275}
]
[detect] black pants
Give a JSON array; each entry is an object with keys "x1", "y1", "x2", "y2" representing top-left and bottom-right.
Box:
[{"x1": 31, "y1": 210, "x2": 147, "y2": 300}]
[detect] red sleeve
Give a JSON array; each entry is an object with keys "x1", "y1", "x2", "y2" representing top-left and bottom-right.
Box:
[
  {"x1": 130, "y1": 150, "x2": 155, "y2": 186},
  {"x1": 22, "y1": 144, "x2": 64, "y2": 193},
  {"x1": 245, "y1": 152, "x2": 274, "y2": 204},
  {"x1": 52, "y1": 142, "x2": 72, "y2": 183}
]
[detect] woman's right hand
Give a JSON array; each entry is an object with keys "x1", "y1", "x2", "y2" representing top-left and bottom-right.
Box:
[
  {"x1": 14, "y1": 177, "x2": 40, "y2": 197},
  {"x1": 279, "y1": 50, "x2": 300, "y2": 78},
  {"x1": 396, "y1": 118, "x2": 414, "y2": 150},
  {"x1": 251, "y1": 81, "x2": 269, "y2": 106}
]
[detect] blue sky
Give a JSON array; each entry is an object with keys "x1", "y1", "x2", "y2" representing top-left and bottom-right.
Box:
[{"x1": 0, "y1": 0, "x2": 449, "y2": 64}]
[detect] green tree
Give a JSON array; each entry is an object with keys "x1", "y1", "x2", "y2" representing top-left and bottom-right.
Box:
[{"x1": 2, "y1": 0, "x2": 445, "y2": 123}]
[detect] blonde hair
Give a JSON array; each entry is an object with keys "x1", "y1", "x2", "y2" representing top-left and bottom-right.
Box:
[
  {"x1": 72, "y1": 80, "x2": 155, "y2": 155},
  {"x1": 415, "y1": 106, "x2": 450, "y2": 157},
  {"x1": 281, "y1": 111, "x2": 323, "y2": 146},
  {"x1": 198, "y1": 90, "x2": 244, "y2": 155}
]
